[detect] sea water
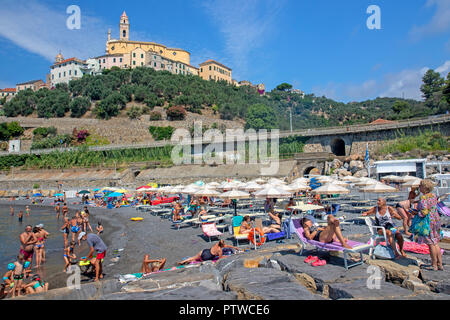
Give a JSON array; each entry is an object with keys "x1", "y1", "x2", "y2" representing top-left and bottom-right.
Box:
[{"x1": 0, "y1": 204, "x2": 73, "y2": 289}]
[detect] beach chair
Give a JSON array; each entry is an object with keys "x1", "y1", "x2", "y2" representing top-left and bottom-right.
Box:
[
  {"x1": 231, "y1": 216, "x2": 250, "y2": 247},
  {"x1": 254, "y1": 218, "x2": 286, "y2": 243},
  {"x1": 201, "y1": 223, "x2": 223, "y2": 242},
  {"x1": 364, "y1": 217, "x2": 399, "y2": 258},
  {"x1": 290, "y1": 218, "x2": 372, "y2": 270}
]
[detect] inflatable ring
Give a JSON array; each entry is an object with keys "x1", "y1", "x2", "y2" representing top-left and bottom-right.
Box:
[
  {"x1": 131, "y1": 217, "x2": 144, "y2": 221},
  {"x1": 248, "y1": 228, "x2": 265, "y2": 246}
]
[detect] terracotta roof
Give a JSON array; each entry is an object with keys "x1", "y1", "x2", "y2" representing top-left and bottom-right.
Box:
[
  {"x1": 199, "y1": 59, "x2": 232, "y2": 71},
  {"x1": 370, "y1": 118, "x2": 397, "y2": 125},
  {"x1": 0, "y1": 88, "x2": 16, "y2": 92},
  {"x1": 52, "y1": 57, "x2": 85, "y2": 67},
  {"x1": 16, "y1": 79, "x2": 43, "y2": 86}
]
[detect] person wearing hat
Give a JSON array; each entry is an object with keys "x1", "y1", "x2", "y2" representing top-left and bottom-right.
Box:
[
  {"x1": 2, "y1": 264, "x2": 15, "y2": 296},
  {"x1": 34, "y1": 224, "x2": 49, "y2": 264},
  {"x1": 79, "y1": 232, "x2": 107, "y2": 282}
]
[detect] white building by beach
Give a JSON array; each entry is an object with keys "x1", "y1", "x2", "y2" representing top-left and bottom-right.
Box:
[{"x1": 374, "y1": 159, "x2": 427, "y2": 180}]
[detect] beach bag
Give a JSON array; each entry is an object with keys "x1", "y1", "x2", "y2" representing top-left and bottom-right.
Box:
[
  {"x1": 437, "y1": 202, "x2": 450, "y2": 217},
  {"x1": 373, "y1": 244, "x2": 395, "y2": 260},
  {"x1": 409, "y1": 213, "x2": 430, "y2": 237}
]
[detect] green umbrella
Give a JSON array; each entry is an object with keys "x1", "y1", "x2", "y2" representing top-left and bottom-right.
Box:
[{"x1": 78, "y1": 190, "x2": 90, "y2": 194}]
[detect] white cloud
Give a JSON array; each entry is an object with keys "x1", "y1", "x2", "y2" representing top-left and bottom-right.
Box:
[
  {"x1": 202, "y1": 0, "x2": 285, "y2": 80},
  {"x1": 313, "y1": 60, "x2": 450, "y2": 102},
  {"x1": 410, "y1": 0, "x2": 450, "y2": 40},
  {"x1": 0, "y1": 0, "x2": 107, "y2": 62}
]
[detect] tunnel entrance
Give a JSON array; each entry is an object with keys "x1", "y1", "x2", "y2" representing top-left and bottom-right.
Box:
[
  {"x1": 304, "y1": 166, "x2": 321, "y2": 176},
  {"x1": 331, "y1": 138, "x2": 346, "y2": 156}
]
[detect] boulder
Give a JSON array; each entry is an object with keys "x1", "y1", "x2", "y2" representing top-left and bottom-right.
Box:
[
  {"x1": 332, "y1": 159, "x2": 343, "y2": 169},
  {"x1": 336, "y1": 169, "x2": 352, "y2": 177},
  {"x1": 402, "y1": 275, "x2": 430, "y2": 293},
  {"x1": 354, "y1": 169, "x2": 368, "y2": 178},
  {"x1": 223, "y1": 267, "x2": 325, "y2": 300},
  {"x1": 366, "y1": 258, "x2": 420, "y2": 284},
  {"x1": 349, "y1": 160, "x2": 364, "y2": 170}
]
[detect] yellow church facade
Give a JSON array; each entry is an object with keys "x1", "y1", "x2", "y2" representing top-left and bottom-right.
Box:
[{"x1": 106, "y1": 11, "x2": 191, "y2": 66}]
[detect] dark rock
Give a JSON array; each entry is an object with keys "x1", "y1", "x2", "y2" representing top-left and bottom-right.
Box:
[
  {"x1": 103, "y1": 284, "x2": 237, "y2": 300},
  {"x1": 223, "y1": 267, "x2": 325, "y2": 300}
]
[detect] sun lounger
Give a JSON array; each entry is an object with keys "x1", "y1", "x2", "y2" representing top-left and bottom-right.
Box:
[
  {"x1": 290, "y1": 218, "x2": 373, "y2": 270},
  {"x1": 231, "y1": 216, "x2": 250, "y2": 246},
  {"x1": 202, "y1": 223, "x2": 223, "y2": 242}
]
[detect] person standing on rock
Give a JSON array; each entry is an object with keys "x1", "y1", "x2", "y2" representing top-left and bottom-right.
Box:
[{"x1": 79, "y1": 232, "x2": 107, "y2": 282}]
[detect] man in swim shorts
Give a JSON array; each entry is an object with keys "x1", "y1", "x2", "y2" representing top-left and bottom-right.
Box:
[
  {"x1": 19, "y1": 225, "x2": 36, "y2": 264},
  {"x1": 79, "y1": 232, "x2": 107, "y2": 282}
]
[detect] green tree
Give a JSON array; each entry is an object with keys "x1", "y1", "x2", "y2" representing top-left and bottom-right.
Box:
[
  {"x1": 70, "y1": 96, "x2": 91, "y2": 118},
  {"x1": 276, "y1": 83, "x2": 293, "y2": 91},
  {"x1": 443, "y1": 73, "x2": 450, "y2": 105},
  {"x1": 392, "y1": 100, "x2": 410, "y2": 114},
  {"x1": 420, "y1": 69, "x2": 445, "y2": 101},
  {"x1": 126, "y1": 106, "x2": 143, "y2": 119},
  {"x1": 6, "y1": 121, "x2": 24, "y2": 137},
  {"x1": 245, "y1": 104, "x2": 278, "y2": 130}
]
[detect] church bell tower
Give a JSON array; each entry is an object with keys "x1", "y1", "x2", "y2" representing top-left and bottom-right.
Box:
[{"x1": 119, "y1": 11, "x2": 129, "y2": 41}]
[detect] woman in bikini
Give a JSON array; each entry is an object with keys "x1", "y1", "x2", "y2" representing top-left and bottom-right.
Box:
[
  {"x1": 33, "y1": 227, "x2": 44, "y2": 268},
  {"x1": 177, "y1": 240, "x2": 240, "y2": 265},
  {"x1": 70, "y1": 216, "x2": 82, "y2": 246},
  {"x1": 239, "y1": 216, "x2": 252, "y2": 234},
  {"x1": 395, "y1": 199, "x2": 413, "y2": 237},
  {"x1": 24, "y1": 274, "x2": 48, "y2": 294},
  {"x1": 63, "y1": 241, "x2": 77, "y2": 272},
  {"x1": 263, "y1": 210, "x2": 283, "y2": 234},
  {"x1": 60, "y1": 217, "x2": 70, "y2": 248},
  {"x1": 301, "y1": 215, "x2": 352, "y2": 249}
]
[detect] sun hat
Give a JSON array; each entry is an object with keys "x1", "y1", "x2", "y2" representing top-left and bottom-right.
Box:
[{"x1": 78, "y1": 232, "x2": 86, "y2": 240}]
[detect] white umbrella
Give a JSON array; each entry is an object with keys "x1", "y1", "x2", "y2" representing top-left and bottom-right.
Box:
[
  {"x1": 340, "y1": 176, "x2": 360, "y2": 182},
  {"x1": 243, "y1": 182, "x2": 264, "y2": 191},
  {"x1": 169, "y1": 185, "x2": 185, "y2": 193},
  {"x1": 354, "y1": 178, "x2": 379, "y2": 187},
  {"x1": 289, "y1": 201, "x2": 324, "y2": 211},
  {"x1": 287, "y1": 182, "x2": 311, "y2": 192},
  {"x1": 251, "y1": 178, "x2": 266, "y2": 184},
  {"x1": 182, "y1": 185, "x2": 200, "y2": 194},
  {"x1": 402, "y1": 179, "x2": 422, "y2": 188},
  {"x1": 311, "y1": 183, "x2": 350, "y2": 195},
  {"x1": 329, "y1": 179, "x2": 350, "y2": 187},
  {"x1": 292, "y1": 177, "x2": 310, "y2": 184},
  {"x1": 253, "y1": 186, "x2": 293, "y2": 198},
  {"x1": 267, "y1": 178, "x2": 286, "y2": 185},
  {"x1": 194, "y1": 187, "x2": 221, "y2": 197},
  {"x1": 400, "y1": 175, "x2": 418, "y2": 182},
  {"x1": 382, "y1": 175, "x2": 403, "y2": 182},
  {"x1": 206, "y1": 182, "x2": 220, "y2": 187},
  {"x1": 362, "y1": 183, "x2": 398, "y2": 193},
  {"x1": 219, "y1": 189, "x2": 251, "y2": 199}
]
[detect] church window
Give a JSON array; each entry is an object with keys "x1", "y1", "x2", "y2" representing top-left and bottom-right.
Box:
[
  {"x1": 113, "y1": 58, "x2": 116, "y2": 63},
  {"x1": 123, "y1": 30, "x2": 126, "y2": 38}
]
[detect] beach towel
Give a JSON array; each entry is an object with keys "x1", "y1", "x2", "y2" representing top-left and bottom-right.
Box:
[
  {"x1": 437, "y1": 202, "x2": 450, "y2": 217},
  {"x1": 378, "y1": 241, "x2": 445, "y2": 255}
]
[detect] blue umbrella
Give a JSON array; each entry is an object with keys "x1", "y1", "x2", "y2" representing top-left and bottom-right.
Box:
[
  {"x1": 105, "y1": 192, "x2": 123, "y2": 198},
  {"x1": 53, "y1": 193, "x2": 64, "y2": 197},
  {"x1": 33, "y1": 193, "x2": 43, "y2": 197},
  {"x1": 94, "y1": 193, "x2": 104, "y2": 198},
  {"x1": 93, "y1": 188, "x2": 101, "y2": 192}
]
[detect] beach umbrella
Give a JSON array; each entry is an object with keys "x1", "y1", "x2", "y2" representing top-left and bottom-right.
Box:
[
  {"x1": 251, "y1": 178, "x2": 266, "y2": 184},
  {"x1": 289, "y1": 201, "x2": 324, "y2": 212},
  {"x1": 382, "y1": 175, "x2": 402, "y2": 182},
  {"x1": 33, "y1": 193, "x2": 43, "y2": 197},
  {"x1": 253, "y1": 186, "x2": 293, "y2": 199},
  {"x1": 53, "y1": 193, "x2": 64, "y2": 197},
  {"x1": 194, "y1": 187, "x2": 221, "y2": 197},
  {"x1": 402, "y1": 179, "x2": 422, "y2": 188},
  {"x1": 287, "y1": 182, "x2": 311, "y2": 192},
  {"x1": 106, "y1": 192, "x2": 123, "y2": 198},
  {"x1": 78, "y1": 190, "x2": 90, "y2": 194},
  {"x1": 92, "y1": 188, "x2": 101, "y2": 192},
  {"x1": 194, "y1": 180, "x2": 205, "y2": 186},
  {"x1": 94, "y1": 193, "x2": 104, "y2": 198},
  {"x1": 219, "y1": 189, "x2": 251, "y2": 216},
  {"x1": 340, "y1": 176, "x2": 360, "y2": 182},
  {"x1": 243, "y1": 182, "x2": 264, "y2": 191},
  {"x1": 267, "y1": 178, "x2": 286, "y2": 185},
  {"x1": 292, "y1": 177, "x2": 310, "y2": 184},
  {"x1": 182, "y1": 185, "x2": 200, "y2": 195},
  {"x1": 169, "y1": 185, "x2": 185, "y2": 193},
  {"x1": 311, "y1": 183, "x2": 350, "y2": 195},
  {"x1": 400, "y1": 175, "x2": 418, "y2": 182},
  {"x1": 362, "y1": 183, "x2": 398, "y2": 193},
  {"x1": 329, "y1": 179, "x2": 350, "y2": 187},
  {"x1": 205, "y1": 182, "x2": 220, "y2": 188}
]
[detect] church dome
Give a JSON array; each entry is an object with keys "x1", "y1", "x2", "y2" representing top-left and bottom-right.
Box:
[{"x1": 55, "y1": 52, "x2": 64, "y2": 63}]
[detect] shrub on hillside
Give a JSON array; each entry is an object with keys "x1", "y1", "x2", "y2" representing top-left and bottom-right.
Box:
[
  {"x1": 148, "y1": 126, "x2": 175, "y2": 140},
  {"x1": 149, "y1": 111, "x2": 162, "y2": 121},
  {"x1": 127, "y1": 106, "x2": 143, "y2": 120},
  {"x1": 33, "y1": 126, "x2": 57, "y2": 139},
  {"x1": 70, "y1": 96, "x2": 91, "y2": 118},
  {"x1": 166, "y1": 106, "x2": 186, "y2": 120},
  {"x1": 0, "y1": 122, "x2": 25, "y2": 141}
]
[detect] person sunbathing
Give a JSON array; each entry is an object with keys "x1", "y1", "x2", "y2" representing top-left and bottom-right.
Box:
[
  {"x1": 301, "y1": 215, "x2": 352, "y2": 249},
  {"x1": 177, "y1": 240, "x2": 240, "y2": 265},
  {"x1": 239, "y1": 216, "x2": 252, "y2": 234},
  {"x1": 263, "y1": 210, "x2": 282, "y2": 234},
  {"x1": 362, "y1": 197, "x2": 406, "y2": 258},
  {"x1": 140, "y1": 254, "x2": 167, "y2": 273}
]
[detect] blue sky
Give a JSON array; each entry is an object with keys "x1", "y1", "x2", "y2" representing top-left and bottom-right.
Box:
[{"x1": 0, "y1": 0, "x2": 449, "y2": 102}]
